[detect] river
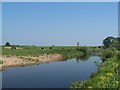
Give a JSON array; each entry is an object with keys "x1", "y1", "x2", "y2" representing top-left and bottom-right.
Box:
[{"x1": 2, "y1": 55, "x2": 102, "y2": 88}]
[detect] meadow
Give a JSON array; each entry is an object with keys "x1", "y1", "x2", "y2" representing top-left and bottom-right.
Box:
[{"x1": 2, "y1": 46, "x2": 99, "y2": 60}]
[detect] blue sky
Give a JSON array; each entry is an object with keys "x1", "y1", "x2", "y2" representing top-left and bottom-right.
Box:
[{"x1": 2, "y1": 2, "x2": 118, "y2": 46}]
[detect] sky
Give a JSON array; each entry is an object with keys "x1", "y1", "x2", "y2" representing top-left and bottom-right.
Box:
[
  {"x1": 2, "y1": 2, "x2": 118, "y2": 46},
  {"x1": 2, "y1": 0, "x2": 119, "y2": 2}
]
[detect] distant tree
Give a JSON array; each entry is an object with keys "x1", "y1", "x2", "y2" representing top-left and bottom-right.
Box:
[
  {"x1": 52, "y1": 45, "x2": 55, "y2": 47},
  {"x1": 5, "y1": 42, "x2": 10, "y2": 46},
  {"x1": 111, "y1": 37, "x2": 120, "y2": 50},
  {"x1": 103, "y1": 36, "x2": 115, "y2": 48},
  {"x1": 103, "y1": 36, "x2": 120, "y2": 50},
  {"x1": 77, "y1": 42, "x2": 80, "y2": 46}
]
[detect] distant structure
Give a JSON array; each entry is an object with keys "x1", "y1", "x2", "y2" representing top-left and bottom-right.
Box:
[
  {"x1": 77, "y1": 42, "x2": 80, "y2": 46},
  {"x1": 52, "y1": 45, "x2": 55, "y2": 47}
]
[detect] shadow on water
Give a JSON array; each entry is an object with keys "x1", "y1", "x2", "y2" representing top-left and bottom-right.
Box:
[
  {"x1": 76, "y1": 54, "x2": 91, "y2": 61},
  {"x1": 76, "y1": 53, "x2": 102, "y2": 63},
  {"x1": 75, "y1": 54, "x2": 91, "y2": 63}
]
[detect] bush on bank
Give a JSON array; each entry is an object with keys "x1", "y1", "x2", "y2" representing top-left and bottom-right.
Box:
[{"x1": 71, "y1": 50, "x2": 119, "y2": 88}]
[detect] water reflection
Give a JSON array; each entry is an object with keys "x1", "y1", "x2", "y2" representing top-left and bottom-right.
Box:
[
  {"x1": 76, "y1": 53, "x2": 102, "y2": 63},
  {"x1": 76, "y1": 54, "x2": 91, "y2": 63}
]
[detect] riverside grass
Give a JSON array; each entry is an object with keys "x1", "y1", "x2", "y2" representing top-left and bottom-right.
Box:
[
  {"x1": 2, "y1": 46, "x2": 99, "y2": 59},
  {"x1": 2, "y1": 46, "x2": 79, "y2": 56},
  {"x1": 71, "y1": 49, "x2": 119, "y2": 88}
]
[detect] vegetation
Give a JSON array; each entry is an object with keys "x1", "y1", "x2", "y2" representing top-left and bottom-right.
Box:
[
  {"x1": 2, "y1": 46, "x2": 86, "y2": 58},
  {"x1": 0, "y1": 60, "x2": 3, "y2": 64},
  {"x1": 2, "y1": 45, "x2": 101, "y2": 59},
  {"x1": 103, "y1": 36, "x2": 120, "y2": 50},
  {"x1": 71, "y1": 36, "x2": 120, "y2": 89},
  {"x1": 5, "y1": 42, "x2": 10, "y2": 46},
  {"x1": 71, "y1": 50, "x2": 119, "y2": 88},
  {"x1": 101, "y1": 49, "x2": 116, "y2": 61}
]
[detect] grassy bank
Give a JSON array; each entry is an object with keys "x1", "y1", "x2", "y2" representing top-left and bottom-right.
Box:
[
  {"x1": 1, "y1": 46, "x2": 92, "y2": 69},
  {"x1": 2, "y1": 46, "x2": 97, "y2": 59},
  {"x1": 71, "y1": 49, "x2": 119, "y2": 88}
]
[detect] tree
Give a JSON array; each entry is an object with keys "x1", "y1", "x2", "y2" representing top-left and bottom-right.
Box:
[
  {"x1": 116, "y1": 37, "x2": 120, "y2": 41},
  {"x1": 103, "y1": 36, "x2": 120, "y2": 50},
  {"x1": 77, "y1": 42, "x2": 80, "y2": 46},
  {"x1": 103, "y1": 36, "x2": 115, "y2": 48},
  {"x1": 52, "y1": 45, "x2": 55, "y2": 47},
  {"x1": 111, "y1": 37, "x2": 120, "y2": 50},
  {"x1": 5, "y1": 42, "x2": 10, "y2": 46}
]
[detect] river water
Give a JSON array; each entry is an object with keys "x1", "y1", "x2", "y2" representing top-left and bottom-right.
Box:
[{"x1": 2, "y1": 55, "x2": 102, "y2": 88}]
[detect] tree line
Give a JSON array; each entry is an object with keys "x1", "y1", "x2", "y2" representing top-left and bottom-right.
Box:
[{"x1": 4, "y1": 36, "x2": 120, "y2": 50}]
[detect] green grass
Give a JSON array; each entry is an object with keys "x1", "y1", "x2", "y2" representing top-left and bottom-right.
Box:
[
  {"x1": 2, "y1": 46, "x2": 95, "y2": 58},
  {"x1": 2, "y1": 46, "x2": 103, "y2": 63},
  {"x1": 71, "y1": 50, "x2": 119, "y2": 88},
  {"x1": 0, "y1": 60, "x2": 3, "y2": 64}
]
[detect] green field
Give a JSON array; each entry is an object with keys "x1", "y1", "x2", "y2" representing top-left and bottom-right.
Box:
[
  {"x1": 2, "y1": 46, "x2": 85, "y2": 59},
  {"x1": 2, "y1": 46, "x2": 102, "y2": 60}
]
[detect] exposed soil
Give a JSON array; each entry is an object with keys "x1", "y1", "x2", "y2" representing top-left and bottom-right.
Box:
[{"x1": 0, "y1": 54, "x2": 63, "y2": 70}]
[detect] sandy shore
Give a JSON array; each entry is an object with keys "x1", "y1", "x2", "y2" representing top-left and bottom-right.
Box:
[{"x1": 0, "y1": 54, "x2": 63, "y2": 70}]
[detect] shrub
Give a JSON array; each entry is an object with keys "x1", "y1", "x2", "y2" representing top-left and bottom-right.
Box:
[
  {"x1": 49, "y1": 47, "x2": 52, "y2": 49},
  {"x1": 117, "y1": 52, "x2": 120, "y2": 60},
  {"x1": 102, "y1": 49, "x2": 115, "y2": 61},
  {"x1": 68, "y1": 50, "x2": 71, "y2": 52},
  {"x1": 41, "y1": 47, "x2": 44, "y2": 50},
  {"x1": 76, "y1": 47, "x2": 90, "y2": 54}
]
